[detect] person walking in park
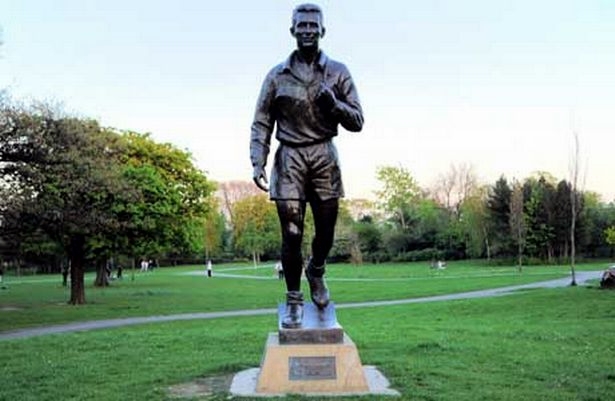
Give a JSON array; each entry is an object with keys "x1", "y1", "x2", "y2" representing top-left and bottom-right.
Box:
[
  {"x1": 250, "y1": 3, "x2": 363, "y2": 328},
  {"x1": 206, "y1": 260, "x2": 212, "y2": 277}
]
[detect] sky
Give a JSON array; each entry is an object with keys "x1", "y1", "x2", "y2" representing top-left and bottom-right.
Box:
[{"x1": 1, "y1": 0, "x2": 614, "y2": 202}]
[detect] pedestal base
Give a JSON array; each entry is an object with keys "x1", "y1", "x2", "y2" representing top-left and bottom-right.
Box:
[{"x1": 256, "y1": 332, "x2": 369, "y2": 395}]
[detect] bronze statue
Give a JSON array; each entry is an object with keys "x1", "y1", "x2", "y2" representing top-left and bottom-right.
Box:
[{"x1": 250, "y1": 3, "x2": 363, "y2": 328}]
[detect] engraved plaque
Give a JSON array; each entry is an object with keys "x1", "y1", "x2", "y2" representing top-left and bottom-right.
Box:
[{"x1": 288, "y1": 356, "x2": 337, "y2": 380}]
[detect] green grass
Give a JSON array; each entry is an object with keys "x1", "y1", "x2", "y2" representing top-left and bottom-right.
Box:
[
  {"x1": 0, "y1": 261, "x2": 603, "y2": 331},
  {"x1": 1, "y1": 285, "x2": 614, "y2": 400}
]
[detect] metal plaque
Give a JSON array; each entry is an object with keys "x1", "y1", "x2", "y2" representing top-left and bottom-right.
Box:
[{"x1": 288, "y1": 356, "x2": 337, "y2": 380}]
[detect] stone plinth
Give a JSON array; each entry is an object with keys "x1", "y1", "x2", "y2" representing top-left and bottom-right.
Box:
[
  {"x1": 256, "y1": 332, "x2": 369, "y2": 395},
  {"x1": 256, "y1": 302, "x2": 368, "y2": 395}
]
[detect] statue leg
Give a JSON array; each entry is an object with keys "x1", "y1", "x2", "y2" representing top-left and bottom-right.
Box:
[
  {"x1": 276, "y1": 200, "x2": 306, "y2": 328},
  {"x1": 306, "y1": 198, "x2": 338, "y2": 309}
]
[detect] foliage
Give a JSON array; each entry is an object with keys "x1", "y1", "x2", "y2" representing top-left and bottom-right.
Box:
[
  {"x1": 231, "y1": 194, "x2": 280, "y2": 262},
  {"x1": 487, "y1": 176, "x2": 512, "y2": 257},
  {"x1": 0, "y1": 99, "x2": 216, "y2": 301},
  {"x1": 375, "y1": 165, "x2": 421, "y2": 229},
  {"x1": 458, "y1": 185, "x2": 490, "y2": 259},
  {"x1": 0, "y1": 101, "x2": 131, "y2": 303},
  {"x1": 119, "y1": 131, "x2": 215, "y2": 260},
  {"x1": 509, "y1": 179, "x2": 527, "y2": 269},
  {"x1": 203, "y1": 206, "x2": 226, "y2": 260},
  {"x1": 605, "y1": 226, "x2": 615, "y2": 248}
]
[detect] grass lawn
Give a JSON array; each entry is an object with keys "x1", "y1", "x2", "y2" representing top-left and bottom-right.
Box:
[
  {"x1": 1, "y1": 284, "x2": 614, "y2": 400},
  {"x1": 0, "y1": 261, "x2": 612, "y2": 400},
  {"x1": 0, "y1": 260, "x2": 604, "y2": 331}
]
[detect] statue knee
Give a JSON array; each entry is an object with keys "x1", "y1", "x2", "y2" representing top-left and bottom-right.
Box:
[{"x1": 284, "y1": 221, "x2": 303, "y2": 247}]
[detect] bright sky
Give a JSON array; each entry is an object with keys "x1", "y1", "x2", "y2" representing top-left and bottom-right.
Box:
[{"x1": 1, "y1": 0, "x2": 614, "y2": 202}]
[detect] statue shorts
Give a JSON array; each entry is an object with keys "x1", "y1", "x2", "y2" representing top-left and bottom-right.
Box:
[{"x1": 269, "y1": 140, "x2": 344, "y2": 201}]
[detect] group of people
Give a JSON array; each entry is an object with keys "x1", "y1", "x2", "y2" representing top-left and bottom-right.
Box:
[{"x1": 140, "y1": 259, "x2": 155, "y2": 272}]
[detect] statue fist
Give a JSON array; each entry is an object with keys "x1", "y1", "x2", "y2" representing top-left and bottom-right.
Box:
[{"x1": 316, "y1": 83, "x2": 336, "y2": 111}]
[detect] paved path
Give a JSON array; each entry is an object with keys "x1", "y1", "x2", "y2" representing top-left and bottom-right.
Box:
[{"x1": 0, "y1": 271, "x2": 601, "y2": 341}]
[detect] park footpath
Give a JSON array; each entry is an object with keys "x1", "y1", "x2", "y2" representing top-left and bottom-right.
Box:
[{"x1": 0, "y1": 270, "x2": 602, "y2": 341}]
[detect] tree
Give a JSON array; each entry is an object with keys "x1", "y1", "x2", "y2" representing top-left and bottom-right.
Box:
[
  {"x1": 486, "y1": 176, "x2": 512, "y2": 258},
  {"x1": 118, "y1": 131, "x2": 215, "y2": 266},
  {"x1": 522, "y1": 175, "x2": 556, "y2": 262},
  {"x1": 217, "y1": 180, "x2": 261, "y2": 229},
  {"x1": 0, "y1": 101, "x2": 130, "y2": 304},
  {"x1": 553, "y1": 180, "x2": 573, "y2": 260},
  {"x1": 203, "y1": 205, "x2": 226, "y2": 261},
  {"x1": 568, "y1": 131, "x2": 585, "y2": 285},
  {"x1": 509, "y1": 179, "x2": 527, "y2": 270},
  {"x1": 459, "y1": 185, "x2": 491, "y2": 259},
  {"x1": 375, "y1": 165, "x2": 421, "y2": 230},
  {"x1": 232, "y1": 194, "x2": 280, "y2": 265},
  {"x1": 605, "y1": 226, "x2": 615, "y2": 254},
  {"x1": 432, "y1": 162, "x2": 478, "y2": 218}
]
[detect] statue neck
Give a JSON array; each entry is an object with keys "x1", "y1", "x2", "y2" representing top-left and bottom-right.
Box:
[{"x1": 297, "y1": 47, "x2": 319, "y2": 65}]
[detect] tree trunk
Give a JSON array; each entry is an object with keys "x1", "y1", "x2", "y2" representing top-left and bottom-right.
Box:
[
  {"x1": 68, "y1": 235, "x2": 86, "y2": 305},
  {"x1": 483, "y1": 227, "x2": 491, "y2": 262},
  {"x1": 517, "y1": 235, "x2": 523, "y2": 273},
  {"x1": 570, "y1": 201, "x2": 577, "y2": 286},
  {"x1": 94, "y1": 259, "x2": 110, "y2": 287}
]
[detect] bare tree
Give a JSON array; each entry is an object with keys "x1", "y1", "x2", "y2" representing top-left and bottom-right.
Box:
[
  {"x1": 216, "y1": 180, "x2": 261, "y2": 228},
  {"x1": 432, "y1": 163, "x2": 478, "y2": 218},
  {"x1": 568, "y1": 130, "x2": 586, "y2": 286}
]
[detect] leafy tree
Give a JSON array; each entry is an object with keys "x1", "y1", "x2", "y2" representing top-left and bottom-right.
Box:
[
  {"x1": 575, "y1": 191, "x2": 606, "y2": 258},
  {"x1": 523, "y1": 175, "x2": 556, "y2": 262},
  {"x1": 353, "y1": 216, "x2": 383, "y2": 261},
  {"x1": 232, "y1": 194, "x2": 280, "y2": 265},
  {"x1": 553, "y1": 180, "x2": 573, "y2": 260},
  {"x1": 605, "y1": 226, "x2": 615, "y2": 253},
  {"x1": 203, "y1": 205, "x2": 226, "y2": 261},
  {"x1": 509, "y1": 179, "x2": 527, "y2": 270},
  {"x1": 375, "y1": 165, "x2": 421, "y2": 230},
  {"x1": 459, "y1": 185, "x2": 491, "y2": 259},
  {"x1": 118, "y1": 131, "x2": 215, "y2": 266},
  {"x1": 0, "y1": 101, "x2": 130, "y2": 303},
  {"x1": 487, "y1": 176, "x2": 512, "y2": 257}
]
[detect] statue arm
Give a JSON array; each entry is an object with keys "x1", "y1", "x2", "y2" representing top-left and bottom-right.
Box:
[
  {"x1": 250, "y1": 72, "x2": 276, "y2": 169},
  {"x1": 330, "y1": 68, "x2": 364, "y2": 132},
  {"x1": 250, "y1": 71, "x2": 276, "y2": 192}
]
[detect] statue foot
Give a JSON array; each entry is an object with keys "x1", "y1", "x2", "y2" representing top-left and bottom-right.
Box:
[
  {"x1": 305, "y1": 259, "x2": 330, "y2": 309},
  {"x1": 282, "y1": 291, "x2": 303, "y2": 329}
]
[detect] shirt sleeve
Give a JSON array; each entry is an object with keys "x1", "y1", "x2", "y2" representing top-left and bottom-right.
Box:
[
  {"x1": 331, "y1": 66, "x2": 364, "y2": 132},
  {"x1": 250, "y1": 70, "x2": 276, "y2": 168}
]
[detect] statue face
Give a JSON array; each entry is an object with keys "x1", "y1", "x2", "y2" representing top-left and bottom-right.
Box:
[{"x1": 291, "y1": 12, "x2": 325, "y2": 51}]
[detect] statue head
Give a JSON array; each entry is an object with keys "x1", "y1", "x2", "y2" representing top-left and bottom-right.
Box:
[{"x1": 290, "y1": 3, "x2": 326, "y2": 52}]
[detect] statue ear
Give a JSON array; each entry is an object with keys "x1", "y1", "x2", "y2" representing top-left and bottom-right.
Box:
[
  {"x1": 290, "y1": 26, "x2": 295, "y2": 36},
  {"x1": 321, "y1": 27, "x2": 326, "y2": 38}
]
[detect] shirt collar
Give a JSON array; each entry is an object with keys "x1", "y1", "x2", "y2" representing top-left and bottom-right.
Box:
[{"x1": 282, "y1": 50, "x2": 328, "y2": 73}]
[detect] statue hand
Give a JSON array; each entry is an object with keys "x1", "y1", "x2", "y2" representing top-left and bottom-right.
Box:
[
  {"x1": 252, "y1": 165, "x2": 269, "y2": 192},
  {"x1": 316, "y1": 83, "x2": 336, "y2": 111}
]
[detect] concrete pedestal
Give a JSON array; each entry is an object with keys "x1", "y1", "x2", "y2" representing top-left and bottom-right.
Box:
[
  {"x1": 256, "y1": 332, "x2": 369, "y2": 395},
  {"x1": 255, "y1": 302, "x2": 368, "y2": 395}
]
